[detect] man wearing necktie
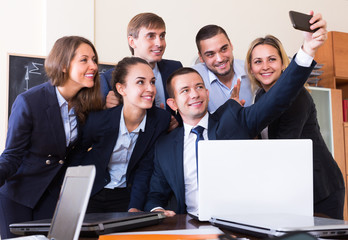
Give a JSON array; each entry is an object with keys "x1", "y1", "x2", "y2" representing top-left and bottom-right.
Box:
[
  {"x1": 144, "y1": 13, "x2": 327, "y2": 216},
  {"x1": 191, "y1": 126, "x2": 205, "y2": 180}
]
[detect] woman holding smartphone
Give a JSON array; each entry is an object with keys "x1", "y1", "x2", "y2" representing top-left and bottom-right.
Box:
[
  {"x1": 70, "y1": 57, "x2": 171, "y2": 213},
  {"x1": 246, "y1": 34, "x2": 345, "y2": 219},
  {"x1": 0, "y1": 36, "x2": 104, "y2": 238}
]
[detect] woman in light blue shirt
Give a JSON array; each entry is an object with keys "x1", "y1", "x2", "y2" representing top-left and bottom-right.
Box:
[
  {"x1": 0, "y1": 36, "x2": 104, "y2": 238},
  {"x1": 71, "y1": 57, "x2": 171, "y2": 213}
]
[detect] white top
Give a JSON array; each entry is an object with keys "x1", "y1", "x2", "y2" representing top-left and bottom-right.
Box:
[{"x1": 183, "y1": 113, "x2": 209, "y2": 215}]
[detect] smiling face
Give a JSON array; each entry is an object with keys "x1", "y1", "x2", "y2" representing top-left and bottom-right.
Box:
[
  {"x1": 128, "y1": 27, "x2": 166, "y2": 68},
  {"x1": 116, "y1": 62, "x2": 156, "y2": 111},
  {"x1": 66, "y1": 43, "x2": 98, "y2": 90},
  {"x1": 167, "y1": 72, "x2": 209, "y2": 126},
  {"x1": 250, "y1": 44, "x2": 284, "y2": 91},
  {"x1": 198, "y1": 33, "x2": 234, "y2": 78}
]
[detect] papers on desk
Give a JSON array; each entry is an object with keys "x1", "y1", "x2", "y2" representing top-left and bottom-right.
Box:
[
  {"x1": 98, "y1": 227, "x2": 224, "y2": 240},
  {"x1": 6, "y1": 235, "x2": 48, "y2": 240}
]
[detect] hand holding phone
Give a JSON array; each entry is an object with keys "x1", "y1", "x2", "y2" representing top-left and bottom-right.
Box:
[{"x1": 289, "y1": 11, "x2": 316, "y2": 32}]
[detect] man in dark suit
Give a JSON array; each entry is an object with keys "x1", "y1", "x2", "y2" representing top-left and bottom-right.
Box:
[
  {"x1": 144, "y1": 12, "x2": 328, "y2": 216},
  {"x1": 101, "y1": 12, "x2": 183, "y2": 110}
]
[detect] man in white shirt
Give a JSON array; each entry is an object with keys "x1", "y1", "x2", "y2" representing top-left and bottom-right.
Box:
[
  {"x1": 144, "y1": 12, "x2": 327, "y2": 216},
  {"x1": 192, "y1": 25, "x2": 253, "y2": 113}
]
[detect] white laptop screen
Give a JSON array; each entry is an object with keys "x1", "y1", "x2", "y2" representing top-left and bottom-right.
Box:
[{"x1": 197, "y1": 139, "x2": 313, "y2": 221}]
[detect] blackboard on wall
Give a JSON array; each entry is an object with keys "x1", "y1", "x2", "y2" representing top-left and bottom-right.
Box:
[
  {"x1": 99, "y1": 62, "x2": 115, "y2": 74},
  {"x1": 8, "y1": 54, "x2": 114, "y2": 117},
  {"x1": 8, "y1": 54, "x2": 47, "y2": 117}
]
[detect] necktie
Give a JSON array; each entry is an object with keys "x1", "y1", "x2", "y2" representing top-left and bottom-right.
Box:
[{"x1": 191, "y1": 126, "x2": 205, "y2": 181}]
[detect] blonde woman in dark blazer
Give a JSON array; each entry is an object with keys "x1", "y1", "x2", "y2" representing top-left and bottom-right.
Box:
[{"x1": 246, "y1": 34, "x2": 345, "y2": 219}]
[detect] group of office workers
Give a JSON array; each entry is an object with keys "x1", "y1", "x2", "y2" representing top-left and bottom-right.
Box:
[{"x1": 0, "y1": 11, "x2": 344, "y2": 239}]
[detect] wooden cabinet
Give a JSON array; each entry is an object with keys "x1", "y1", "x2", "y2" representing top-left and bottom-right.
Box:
[
  {"x1": 314, "y1": 31, "x2": 348, "y2": 99},
  {"x1": 331, "y1": 90, "x2": 347, "y2": 220},
  {"x1": 344, "y1": 122, "x2": 348, "y2": 220},
  {"x1": 314, "y1": 31, "x2": 348, "y2": 219},
  {"x1": 310, "y1": 87, "x2": 347, "y2": 219},
  {"x1": 344, "y1": 122, "x2": 348, "y2": 173}
]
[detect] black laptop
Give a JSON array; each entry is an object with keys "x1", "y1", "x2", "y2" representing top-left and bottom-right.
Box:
[
  {"x1": 210, "y1": 213, "x2": 348, "y2": 239},
  {"x1": 10, "y1": 211, "x2": 165, "y2": 237},
  {"x1": 9, "y1": 165, "x2": 164, "y2": 238}
]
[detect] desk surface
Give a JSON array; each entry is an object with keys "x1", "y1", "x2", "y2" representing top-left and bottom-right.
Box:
[{"x1": 81, "y1": 214, "x2": 259, "y2": 240}]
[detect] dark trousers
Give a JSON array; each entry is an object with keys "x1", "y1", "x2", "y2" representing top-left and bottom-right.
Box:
[
  {"x1": 0, "y1": 189, "x2": 58, "y2": 239},
  {"x1": 314, "y1": 187, "x2": 345, "y2": 220},
  {"x1": 86, "y1": 187, "x2": 130, "y2": 213}
]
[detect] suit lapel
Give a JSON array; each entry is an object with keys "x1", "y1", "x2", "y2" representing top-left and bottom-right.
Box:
[
  {"x1": 172, "y1": 128, "x2": 185, "y2": 202},
  {"x1": 127, "y1": 110, "x2": 156, "y2": 172},
  {"x1": 105, "y1": 107, "x2": 122, "y2": 161},
  {"x1": 207, "y1": 114, "x2": 217, "y2": 140},
  {"x1": 44, "y1": 83, "x2": 66, "y2": 154},
  {"x1": 157, "y1": 60, "x2": 169, "y2": 100}
]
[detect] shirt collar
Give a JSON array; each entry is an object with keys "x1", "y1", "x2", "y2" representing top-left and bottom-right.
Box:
[
  {"x1": 206, "y1": 60, "x2": 247, "y2": 84},
  {"x1": 232, "y1": 59, "x2": 247, "y2": 79},
  {"x1": 55, "y1": 87, "x2": 75, "y2": 114},
  {"x1": 207, "y1": 68, "x2": 218, "y2": 84},
  {"x1": 183, "y1": 112, "x2": 209, "y2": 137},
  {"x1": 55, "y1": 86, "x2": 67, "y2": 107},
  {"x1": 153, "y1": 62, "x2": 160, "y2": 75},
  {"x1": 120, "y1": 107, "x2": 147, "y2": 135}
]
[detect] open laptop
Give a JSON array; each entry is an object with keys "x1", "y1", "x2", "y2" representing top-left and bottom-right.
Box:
[
  {"x1": 191, "y1": 139, "x2": 313, "y2": 221},
  {"x1": 11, "y1": 212, "x2": 166, "y2": 237},
  {"x1": 10, "y1": 168, "x2": 165, "y2": 237},
  {"x1": 9, "y1": 165, "x2": 96, "y2": 240},
  {"x1": 210, "y1": 213, "x2": 348, "y2": 238},
  {"x1": 196, "y1": 140, "x2": 348, "y2": 238}
]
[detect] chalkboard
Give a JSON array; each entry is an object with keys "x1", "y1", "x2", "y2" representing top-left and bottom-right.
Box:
[
  {"x1": 8, "y1": 54, "x2": 114, "y2": 117},
  {"x1": 8, "y1": 54, "x2": 47, "y2": 117},
  {"x1": 99, "y1": 62, "x2": 115, "y2": 74}
]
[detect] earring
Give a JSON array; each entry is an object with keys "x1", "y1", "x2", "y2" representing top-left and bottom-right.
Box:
[{"x1": 175, "y1": 109, "x2": 178, "y2": 115}]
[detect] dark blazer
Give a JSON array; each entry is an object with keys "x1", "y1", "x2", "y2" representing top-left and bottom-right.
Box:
[
  {"x1": 255, "y1": 87, "x2": 345, "y2": 204},
  {"x1": 0, "y1": 82, "x2": 73, "y2": 209},
  {"x1": 70, "y1": 105, "x2": 171, "y2": 210},
  {"x1": 100, "y1": 59, "x2": 183, "y2": 100},
  {"x1": 157, "y1": 59, "x2": 183, "y2": 100},
  {"x1": 145, "y1": 58, "x2": 316, "y2": 213}
]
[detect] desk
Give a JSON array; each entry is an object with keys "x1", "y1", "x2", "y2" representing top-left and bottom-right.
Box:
[{"x1": 81, "y1": 214, "x2": 259, "y2": 240}]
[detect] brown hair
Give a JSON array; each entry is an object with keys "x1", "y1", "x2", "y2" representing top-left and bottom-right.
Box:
[
  {"x1": 245, "y1": 35, "x2": 290, "y2": 93},
  {"x1": 195, "y1": 25, "x2": 230, "y2": 53},
  {"x1": 127, "y1": 12, "x2": 165, "y2": 55},
  {"x1": 45, "y1": 36, "x2": 103, "y2": 123},
  {"x1": 166, "y1": 67, "x2": 201, "y2": 98},
  {"x1": 111, "y1": 57, "x2": 150, "y2": 104}
]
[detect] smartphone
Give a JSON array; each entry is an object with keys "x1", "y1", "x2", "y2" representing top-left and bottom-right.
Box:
[{"x1": 289, "y1": 11, "x2": 315, "y2": 32}]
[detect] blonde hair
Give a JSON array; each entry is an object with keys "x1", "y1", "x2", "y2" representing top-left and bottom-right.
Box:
[{"x1": 245, "y1": 35, "x2": 290, "y2": 93}]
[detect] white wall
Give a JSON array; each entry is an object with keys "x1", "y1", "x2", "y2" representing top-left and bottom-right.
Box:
[
  {"x1": 0, "y1": 0, "x2": 44, "y2": 151},
  {"x1": 1, "y1": 0, "x2": 348, "y2": 151},
  {"x1": 0, "y1": 0, "x2": 94, "y2": 151},
  {"x1": 95, "y1": 0, "x2": 348, "y2": 66},
  {"x1": 45, "y1": 0, "x2": 95, "y2": 52}
]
